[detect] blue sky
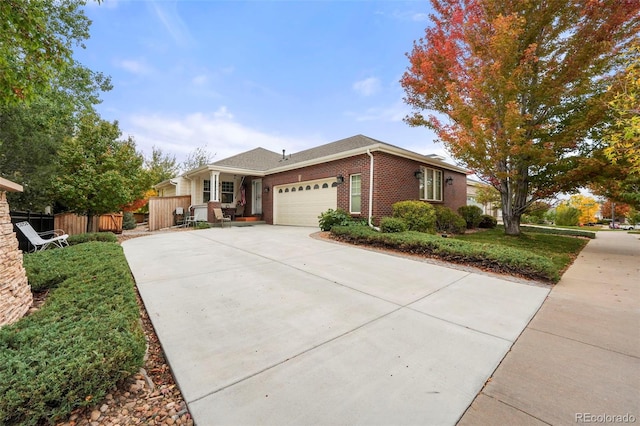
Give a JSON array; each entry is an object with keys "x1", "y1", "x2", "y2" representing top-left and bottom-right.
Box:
[{"x1": 76, "y1": 0, "x2": 446, "y2": 165}]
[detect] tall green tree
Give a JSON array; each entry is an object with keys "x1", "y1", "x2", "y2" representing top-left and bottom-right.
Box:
[
  {"x1": 604, "y1": 44, "x2": 640, "y2": 175},
  {"x1": 146, "y1": 146, "x2": 179, "y2": 185},
  {"x1": 54, "y1": 114, "x2": 146, "y2": 232},
  {"x1": 401, "y1": 0, "x2": 640, "y2": 235},
  {"x1": 589, "y1": 44, "x2": 640, "y2": 209},
  {"x1": 0, "y1": 0, "x2": 94, "y2": 104},
  {"x1": 0, "y1": 63, "x2": 112, "y2": 211}
]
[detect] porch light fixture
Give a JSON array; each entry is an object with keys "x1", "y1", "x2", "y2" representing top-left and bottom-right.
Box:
[
  {"x1": 264, "y1": 186, "x2": 270, "y2": 193},
  {"x1": 414, "y1": 170, "x2": 423, "y2": 179},
  {"x1": 445, "y1": 176, "x2": 454, "y2": 185},
  {"x1": 336, "y1": 174, "x2": 345, "y2": 184}
]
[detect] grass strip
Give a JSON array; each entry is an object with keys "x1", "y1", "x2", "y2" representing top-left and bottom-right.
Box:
[{"x1": 331, "y1": 225, "x2": 588, "y2": 283}]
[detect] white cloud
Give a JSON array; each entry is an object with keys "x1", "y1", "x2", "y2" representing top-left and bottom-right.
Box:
[
  {"x1": 192, "y1": 74, "x2": 208, "y2": 86},
  {"x1": 353, "y1": 77, "x2": 381, "y2": 96},
  {"x1": 345, "y1": 101, "x2": 408, "y2": 123},
  {"x1": 124, "y1": 107, "x2": 316, "y2": 165},
  {"x1": 149, "y1": 1, "x2": 194, "y2": 47},
  {"x1": 116, "y1": 59, "x2": 153, "y2": 75},
  {"x1": 391, "y1": 10, "x2": 430, "y2": 22}
]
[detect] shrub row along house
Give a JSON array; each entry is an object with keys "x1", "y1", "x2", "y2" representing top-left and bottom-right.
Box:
[{"x1": 155, "y1": 135, "x2": 469, "y2": 226}]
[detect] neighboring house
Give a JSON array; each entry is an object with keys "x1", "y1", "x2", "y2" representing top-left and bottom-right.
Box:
[
  {"x1": 466, "y1": 178, "x2": 502, "y2": 221},
  {"x1": 155, "y1": 135, "x2": 469, "y2": 227}
]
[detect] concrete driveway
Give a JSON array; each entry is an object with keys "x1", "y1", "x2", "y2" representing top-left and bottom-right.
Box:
[{"x1": 123, "y1": 225, "x2": 549, "y2": 425}]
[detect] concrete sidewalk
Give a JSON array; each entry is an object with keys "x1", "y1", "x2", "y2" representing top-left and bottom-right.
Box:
[
  {"x1": 122, "y1": 225, "x2": 550, "y2": 425},
  {"x1": 458, "y1": 231, "x2": 640, "y2": 425}
]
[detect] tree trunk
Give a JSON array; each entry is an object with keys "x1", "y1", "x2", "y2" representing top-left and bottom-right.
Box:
[
  {"x1": 500, "y1": 177, "x2": 523, "y2": 236},
  {"x1": 87, "y1": 212, "x2": 95, "y2": 232},
  {"x1": 503, "y1": 212, "x2": 521, "y2": 235}
]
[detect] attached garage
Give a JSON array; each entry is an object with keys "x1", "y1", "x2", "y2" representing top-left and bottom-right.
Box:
[{"x1": 273, "y1": 178, "x2": 337, "y2": 226}]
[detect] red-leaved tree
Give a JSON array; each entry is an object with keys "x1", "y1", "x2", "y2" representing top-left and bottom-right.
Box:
[{"x1": 401, "y1": 0, "x2": 639, "y2": 235}]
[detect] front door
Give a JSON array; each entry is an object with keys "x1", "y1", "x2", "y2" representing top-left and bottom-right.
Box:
[{"x1": 252, "y1": 179, "x2": 262, "y2": 215}]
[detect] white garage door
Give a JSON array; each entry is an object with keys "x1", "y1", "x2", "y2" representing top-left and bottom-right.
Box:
[{"x1": 274, "y1": 178, "x2": 337, "y2": 226}]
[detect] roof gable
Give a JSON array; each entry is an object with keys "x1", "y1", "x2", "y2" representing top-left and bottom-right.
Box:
[
  {"x1": 212, "y1": 147, "x2": 282, "y2": 171},
  {"x1": 281, "y1": 134, "x2": 382, "y2": 165}
]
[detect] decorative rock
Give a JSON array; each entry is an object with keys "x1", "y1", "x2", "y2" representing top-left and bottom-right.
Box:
[
  {"x1": 0, "y1": 191, "x2": 32, "y2": 326},
  {"x1": 90, "y1": 410, "x2": 101, "y2": 421}
]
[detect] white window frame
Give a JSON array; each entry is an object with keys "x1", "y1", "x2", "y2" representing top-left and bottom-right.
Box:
[
  {"x1": 203, "y1": 179, "x2": 211, "y2": 203},
  {"x1": 221, "y1": 181, "x2": 234, "y2": 204},
  {"x1": 350, "y1": 174, "x2": 362, "y2": 214},
  {"x1": 419, "y1": 167, "x2": 443, "y2": 202}
]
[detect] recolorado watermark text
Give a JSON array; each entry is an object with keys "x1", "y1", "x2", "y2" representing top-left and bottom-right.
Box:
[{"x1": 576, "y1": 413, "x2": 637, "y2": 423}]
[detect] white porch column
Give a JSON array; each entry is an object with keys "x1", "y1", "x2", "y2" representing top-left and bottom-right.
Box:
[
  {"x1": 190, "y1": 178, "x2": 197, "y2": 204},
  {"x1": 211, "y1": 171, "x2": 220, "y2": 202}
]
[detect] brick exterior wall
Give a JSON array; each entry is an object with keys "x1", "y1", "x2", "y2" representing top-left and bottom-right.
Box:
[
  {"x1": 0, "y1": 191, "x2": 32, "y2": 327},
  {"x1": 262, "y1": 152, "x2": 467, "y2": 225}
]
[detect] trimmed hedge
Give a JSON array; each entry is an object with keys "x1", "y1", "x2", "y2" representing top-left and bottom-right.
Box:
[
  {"x1": 380, "y1": 217, "x2": 408, "y2": 233},
  {"x1": 0, "y1": 242, "x2": 145, "y2": 425},
  {"x1": 67, "y1": 232, "x2": 118, "y2": 246},
  {"x1": 478, "y1": 215, "x2": 498, "y2": 229},
  {"x1": 458, "y1": 205, "x2": 483, "y2": 229},
  {"x1": 434, "y1": 206, "x2": 467, "y2": 234},
  {"x1": 520, "y1": 225, "x2": 596, "y2": 239},
  {"x1": 330, "y1": 225, "x2": 558, "y2": 282},
  {"x1": 391, "y1": 200, "x2": 436, "y2": 233}
]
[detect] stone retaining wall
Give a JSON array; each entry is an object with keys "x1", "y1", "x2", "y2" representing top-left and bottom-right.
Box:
[{"x1": 0, "y1": 191, "x2": 32, "y2": 326}]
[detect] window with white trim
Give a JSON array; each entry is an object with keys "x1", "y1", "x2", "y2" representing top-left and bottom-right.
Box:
[
  {"x1": 419, "y1": 168, "x2": 443, "y2": 202},
  {"x1": 221, "y1": 181, "x2": 234, "y2": 203},
  {"x1": 350, "y1": 174, "x2": 362, "y2": 214},
  {"x1": 203, "y1": 179, "x2": 211, "y2": 203}
]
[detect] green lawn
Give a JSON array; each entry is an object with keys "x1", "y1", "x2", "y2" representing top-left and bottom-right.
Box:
[
  {"x1": 330, "y1": 225, "x2": 591, "y2": 282},
  {"x1": 455, "y1": 227, "x2": 589, "y2": 274}
]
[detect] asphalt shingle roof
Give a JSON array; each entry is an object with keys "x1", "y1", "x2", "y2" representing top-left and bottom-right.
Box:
[
  {"x1": 207, "y1": 134, "x2": 462, "y2": 173},
  {"x1": 212, "y1": 147, "x2": 282, "y2": 171},
  {"x1": 280, "y1": 134, "x2": 383, "y2": 166}
]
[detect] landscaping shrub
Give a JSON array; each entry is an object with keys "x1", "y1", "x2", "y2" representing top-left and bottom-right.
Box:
[
  {"x1": 555, "y1": 205, "x2": 580, "y2": 226},
  {"x1": 458, "y1": 205, "x2": 483, "y2": 229},
  {"x1": 67, "y1": 232, "x2": 118, "y2": 246},
  {"x1": 391, "y1": 200, "x2": 436, "y2": 233},
  {"x1": 380, "y1": 217, "x2": 408, "y2": 233},
  {"x1": 478, "y1": 214, "x2": 498, "y2": 229},
  {"x1": 318, "y1": 208, "x2": 353, "y2": 231},
  {"x1": 330, "y1": 225, "x2": 557, "y2": 282},
  {"x1": 122, "y1": 211, "x2": 137, "y2": 230},
  {"x1": 434, "y1": 206, "x2": 467, "y2": 234},
  {"x1": 0, "y1": 242, "x2": 145, "y2": 425},
  {"x1": 524, "y1": 201, "x2": 551, "y2": 224}
]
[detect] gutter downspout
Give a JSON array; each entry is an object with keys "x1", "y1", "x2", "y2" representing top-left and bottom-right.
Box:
[{"x1": 366, "y1": 149, "x2": 380, "y2": 231}]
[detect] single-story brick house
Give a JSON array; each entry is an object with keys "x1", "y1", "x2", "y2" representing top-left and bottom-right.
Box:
[{"x1": 155, "y1": 134, "x2": 469, "y2": 227}]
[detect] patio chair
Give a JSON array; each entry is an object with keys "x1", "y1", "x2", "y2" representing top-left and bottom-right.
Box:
[
  {"x1": 235, "y1": 204, "x2": 245, "y2": 218},
  {"x1": 213, "y1": 208, "x2": 232, "y2": 228},
  {"x1": 15, "y1": 221, "x2": 69, "y2": 253}
]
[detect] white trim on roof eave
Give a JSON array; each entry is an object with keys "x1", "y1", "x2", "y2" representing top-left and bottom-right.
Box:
[
  {"x1": 153, "y1": 178, "x2": 175, "y2": 189},
  {"x1": 264, "y1": 143, "x2": 469, "y2": 175},
  {"x1": 182, "y1": 164, "x2": 266, "y2": 178},
  {"x1": 380, "y1": 144, "x2": 469, "y2": 173}
]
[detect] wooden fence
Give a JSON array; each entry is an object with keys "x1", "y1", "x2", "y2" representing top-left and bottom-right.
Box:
[
  {"x1": 148, "y1": 195, "x2": 191, "y2": 231},
  {"x1": 54, "y1": 213, "x2": 123, "y2": 235}
]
